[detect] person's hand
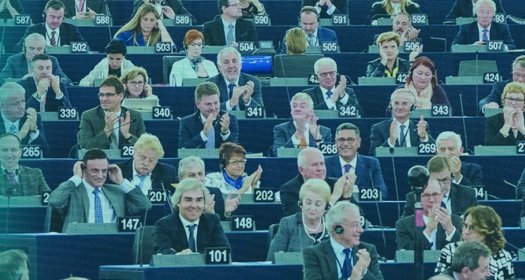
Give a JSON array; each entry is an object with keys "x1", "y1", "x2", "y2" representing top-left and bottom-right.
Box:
[
  {"x1": 176, "y1": 248, "x2": 193, "y2": 255},
  {"x1": 448, "y1": 155, "x2": 462, "y2": 179},
  {"x1": 342, "y1": 173, "x2": 356, "y2": 198},
  {"x1": 409, "y1": 44, "x2": 423, "y2": 62},
  {"x1": 107, "y1": 164, "x2": 124, "y2": 184},
  {"x1": 241, "y1": 81, "x2": 254, "y2": 103},
  {"x1": 239, "y1": 165, "x2": 262, "y2": 194},
  {"x1": 144, "y1": 84, "x2": 153, "y2": 97},
  {"x1": 402, "y1": 26, "x2": 420, "y2": 42},
  {"x1": 36, "y1": 78, "x2": 50, "y2": 97},
  {"x1": 49, "y1": 75, "x2": 63, "y2": 98},
  {"x1": 417, "y1": 115, "x2": 428, "y2": 140},
  {"x1": 325, "y1": 0, "x2": 332, "y2": 7},
  {"x1": 104, "y1": 111, "x2": 119, "y2": 135},
  {"x1": 86, "y1": 7, "x2": 97, "y2": 18},
  {"x1": 351, "y1": 249, "x2": 371, "y2": 279},
  {"x1": 230, "y1": 85, "x2": 243, "y2": 108},
  {"x1": 435, "y1": 207, "x2": 455, "y2": 233},
  {"x1": 424, "y1": 206, "x2": 438, "y2": 235},
  {"x1": 219, "y1": 113, "x2": 230, "y2": 134},
  {"x1": 379, "y1": 48, "x2": 388, "y2": 66},
  {"x1": 162, "y1": 5, "x2": 175, "y2": 19},
  {"x1": 156, "y1": 19, "x2": 167, "y2": 31},
  {"x1": 205, "y1": 193, "x2": 216, "y2": 213},
  {"x1": 388, "y1": 120, "x2": 398, "y2": 145},
  {"x1": 515, "y1": 109, "x2": 525, "y2": 134},
  {"x1": 73, "y1": 161, "x2": 84, "y2": 178},
  {"x1": 308, "y1": 113, "x2": 320, "y2": 141},
  {"x1": 119, "y1": 111, "x2": 132, "y2": 139},
  {"x1": 203, "y1": 112, "x2": 216, "y2": 137},
  {"x1": 502, "y1": 106, "x2": 514, "y2": 126},
  {"x1": 294, "y1": 117, "x2": 308, "y2": 140},
  {"x1": 317, "y1": 0, "x2": 326, "y2": 7},
  {"x1": 473, "y1": 40, "x2": 486, "y2": 46},
  {"x1": 224, "y1": 193, "x2": 241, "y2": 216},
  {"x1": 484, "y1": 102, "x2": 499, "y2": 110},
  {"x1": 332, "y1": 75, "x2": 347, "y2": 103},
  {"x1": 26, "y1": 108, "x2": 37, "y2": 130}
]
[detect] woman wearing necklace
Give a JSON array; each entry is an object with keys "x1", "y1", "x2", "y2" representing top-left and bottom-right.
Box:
[
  {"x1": 205, "y1": 142, "x2": 263, "y2": 195},
  {"x1": 114, "y1": 3, "x2": 174, "y2": 47},
  {"x1": 169, "y1": 29, "x2": 219, "y2": 86},
  {"x1": 267, "y1": 179, "x2": 330, "y2": 262}
]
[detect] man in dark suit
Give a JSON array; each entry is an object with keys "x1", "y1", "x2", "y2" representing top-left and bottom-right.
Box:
[
  {"x1": 403, "y1": 155, "x2": 478, "y2": 217},
  {"x1": 444, "y1": 0, "x2": 505, "y2": 24},
  {"x1": 369, "y1": 88, "x2": 433, "y2": 155},
  {"x1": 0, "y1": 82, "x2": 48, "y2": 148},
  {"x1": 202, "y1": 0, "x2": 258, "y2": 46},
  {"x1": 326, "y1": 123, "x2": 388, "y2": 199},
  {"x1": 518, "y1": 167, "x2": 525, "y2": 199},
  {"x1": 302, "y1": 57, "x2": 361, "y2": 113},
  {"x1": 0, "y1": 33, "x2": 71, "y2": 85},
  {"x1": 451, "y1": 0, "x2": 515, "y2": 50},
  {"x1": 301, "y1": 0, "x2": 347, "y2": 19},
  {"x1": 272, "y1": 92, "x2": 331, "y2": 156},
  {"x1": 152, "y1": 177, "x2": 230, "y2": 254},
  {"x1": 78, "y1": 76, "x2": 146, "y2": 149},
  {"x1": 133, "y1": 0, "x2": 195, "y2": 23},
  {"x1": 14, "y1": 0, "x2": 85, "y2": 52},
  {"x1": 179, "y1": 82, "x2": 239, "y2": 148},
  {"x1": 0, "y1": 133, "x2": 50, "y2": 196},
  {"x1": 303, "y1": 201, "x2": 383, "y2": 280},
  {"x1": 63, "y1": 0, "x2": 106, "y2": 19},
  {"x1": 396, "y1": 178, "x2": 462, "y2": 250},
  {"x1": 48, "y1": 149, "x2": 152, "y2": 232},
  {"x1": 446, "y1": 241, "x2": 492, "y2": 280},
  {"x1": 17, "y1": 54, "x2": 71, "y2": 112},
  {"x1": 207, "y1": 47, "x2": 263, "y2": 112},
  {"x1": 479, "y1": 55, "x2": 525, "y2": 114}
]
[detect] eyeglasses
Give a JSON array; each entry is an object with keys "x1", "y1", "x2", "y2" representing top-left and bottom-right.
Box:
[
  {"x1": 228, "y1": 159, "x2": 247, "y2": 166},
  {"x1": 436, "y1": 177, "x2": 452, "y2": 185},
  {"x1": 127, "y1": 81, "x2": 145, "y2": 87},
  {"x1": 318, "y1": 71, "x2": 336, "y2": 78},
  {"x1": 505, "y1": 97, "x2": 525, "y2": 103},
  {"x1": 98, "y1": 93, "x2": 118, "y2": 98},
  {"x1": 336, "y1": 137, "x2": 358, "y2": 144},
  {"x1": 189, "y1": 42, "x2": 203, "y2": 47},
  {"x1": 420, "y1": 192, "x2": 441, "y2": 199}
]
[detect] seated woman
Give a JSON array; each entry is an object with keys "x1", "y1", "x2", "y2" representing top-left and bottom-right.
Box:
[
  {"x1": 205, "y1": 142, "x2": 262, "y2": 194},
  {"x1": 366, "y1": 31, "x2": 421, "y2": 81},
  {"x1": 120, "y1": 67, "x2": 160, "y2": 107},
  {"x1": 403, "y1": 56, "x2": 450, "y2": 111},
  {"x1": 285, "y1": 27, "x2": 307, "y2": 55},
  {"x1": 485, "y1": 82, "x2": 525, "y2": 145},
  {"x1": 240, "y1": 0, "x2": 266, "y2": 19},
  {"x1": 435, "y1": 205, "x2": 515, "y2": 280},
  {"x1": 114, "y1": 3, "x2": 175, "y2": 47},
  {"x1": 0, "y1": 0, "x2": 23, "y2": 19},
  {"x1": 169, "y1": 29, "x2": 219, "y2": 87},
  {"x1": 369, "y1": 0, "x2": 420, "y2": 22},
  {"x1": 267, "y1": 178, "x2": 330, "y2": 262}
]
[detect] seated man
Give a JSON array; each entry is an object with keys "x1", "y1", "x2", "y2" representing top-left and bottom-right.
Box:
[
  {"x1": 518, "y1": 167, "x2": 525, "y2": 199},
  {"x1": 179, "y1": 82, "x2": 239, "y2": 148},
  {"x1": 435, "y1": 131, "x2": 483, "y2": 186},
  {"x1": 133, "y1": 0, "x2": 195, "y2": 22},
  {"x1": 48, "y1": 148, "x2": 152, "y2": 232},
  {"x1": 0, "y1": 82, "x2": 48, "y2": 148},
  {"x1": 446, "y1": 241, "x2": 492, "y2": 279},
  {"x1": 302, "y1": 57, "x2": 361, "y2": 113},
  {"x1": 64, "y1": 0, "x2": 107, "y2": 19},
  {"x1": 272, "y1": 92, "x2": 331, "y2": 156},
  {"x1": 392, "y1": 12, "x2": 421, "y2": 46},
  {"x1": 301, "y1": 0, "x2": 347, "y2": 19},
  {"x1": 396, "y1": 178, "x2": 462, "y2": 250},
  {"x1": 202, "y1": 0, "x2": 258, "y2": 46},
  {"x1": 303, "y1": 201, "x2": 383, "y2": 280},
  {"x1": 0, "y1": 33, "x2": 71, "y2": 85},
  {"x1": 326, "y1": 123, "x2": 388, "y2": 199},
  {"x1": 369, "y1": 88, "x2": 433, "y2": 155},
  {"x1": 17, "y1": 54, "x2": 71, "y2": 112},
  {"x1": 0, "y1": 133, "x2": 50, "y2": 196},
  {"x1": 452, "y1": 0, "x2": 516, "y2": 50},
  {"x1": 14, "y1": 0, "x2": 85, "y2": 52},
  {"x1": 78, "y1": 76, "x2": 146, "y2": 149},
  {"x1": 152, "y1": 177, "x2": 230, "y2": 254},
  {"x1": 444, "y1": 0, "x2": 506, "y2": 24},
  {"x1": 80, "y1": 40, "x2": 135, "y2": 87},
  {"x1": 207, "y1": 47, "x2": 263, "y2": 112}
]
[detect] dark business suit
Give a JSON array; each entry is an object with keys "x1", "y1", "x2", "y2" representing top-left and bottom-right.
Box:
[
  {"x1": 485, "y1": 112, "x2": 525, "y2": 146},
  {"x1": 0, "y1": 165, "x2": 50, "y2": 196},
  {"x1": 272, "y1": 121, "x2": 332, "y2": 156},
  {"x1": 301, "y1": 0, "x2": 347, "y2": 18},
  {"x1": 132, "y1": 0, "x2": 195, "y2": 23},
  {"x1": 302, "y1": 85, "x2": 362, "y2": 113},
  {"x1": 366, "y1": 57, "x2": 411, "y2": 79},
  {"x1": 0, "y1": 0, "x2": 24, "y2": 19},
  {"x1": 369, "y1": 119, "x2": 434, "y2": 155},
  {"x1": 152, "y1": 211, "x2": 230, "y2": 254},
  {"x1": 444, "y1": 0, "x2": 506, "y2": 24},
  {"x1": 14, "y1": 22, "x2": 86, "y2": 52},
  {"x1": 452, "y1": 21, "x2": 516, "y2": 49},
  {"x1": 281, "y1": 26, "x2": 338, "y2": 53},
  {"x1": 396, "y1": 213, "x2": 462, "y2": 250},
  {"x1": 48, "y1": 180, "x2": 152, "y2": 232},
  {"x1": 518, "y1": 167, "x2": 525, "y2": 199},
  {"x1": 303, "y1": 239, "x2": 384, "y2": 280},
  {"x1": 0, "y1": 114, "x2": 48, "y2": 149},
  {"x1": 178, "y1": 111, "x2": 239, "y2": 148},
  {"x1": 459, "y1": 162, "x2": 483, "y2": 186},
  {"x1": 402, "y1": 183, "x2": 478, "y2": 217},
  {"x1": 118, "y1": 159, "x2": 177, "y2": 190},
  {"x1": 0, "y1": 53, "x2": 71, "y2": 85},
  {"x1": 478, "y1": 80, "x2": 508, "y2": 114},
  {"x1": 206, "y1": 72, "x2": 263, "y2": 111},
  {"x1": 325, "y1": 155, "x2": 388, "y2": 199},
  {"x1": 63, "y1": 0, "x2": 106, "y2": 17},
  {"x1": 202, "y1": 16, "x2": 258, "y2": 46},
  {"x1": 78, "y1": 106, "x2": 146, "y2": 149},
  {"x1": 17, "y1": 76, "x2": 71, "y2": 112}
]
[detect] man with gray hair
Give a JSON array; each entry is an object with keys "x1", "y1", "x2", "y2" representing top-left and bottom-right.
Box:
[
  {"x1": 0, "y1": 249, "x2": 29, "y2": 280},
  {"x1": 302, "y1": 57, "x2": 361, "y2": 113},
  {"x1": 152, "y1": 177, "x2": 230, "y2": 254},
  {"x1": 0, "y1": 33, "x2": 70, "y2": 85},
  {"x1": 448, "y1": 241, "x2": 492, "y2": 280},
  {"x1": 435, "y1": 131, "x2": 483, "y2": 186},
  {"x1": 206, "y1": 47, "x2": 263, "y2": 112},
  {"x1": 303, "y1": 201, "x2": 383, "y2": 279}
]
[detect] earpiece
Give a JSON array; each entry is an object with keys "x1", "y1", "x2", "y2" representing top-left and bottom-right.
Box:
[
  {"x1": 80, "y1": 163, "x2": 86, "y2": 170},
  {"x1": 334, "y1": 225, "x2": 344, "y2": 234}
]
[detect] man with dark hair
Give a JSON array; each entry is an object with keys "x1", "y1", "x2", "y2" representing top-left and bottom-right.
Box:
[
  {"x1": 80, "y1": 40, "x2": 135, "y2": 86},
  {"x1": 0, "y1": 33, "x2": 71, "y2": 85},
  {"x1": 0, "y1": 133, "x2": 50, "y2": 196},
  {"x1": 17, "y1": 54, "x2": 71, "y2": 112},
  {"x1": 325, "y1": 122, "x2": 388, "y2": 199},
  {"x1": 202, "y1": 0, "x2": 258, "y2": 46},
  {"x1": 49, "y1": 148, "x2": 152, "y2": 232},
  {"x1": 448, "y1": 241, "x2": 492, "y2": 280},
  {"x1": 0, "y1": 249, "x2": 29, "y2": 280},
  {"x1": 78, "y1": 76, "x2": 145, "y2": 149},
  {"x1": 14, "y1": 0, "x2": 85, "y2": 51},
  {"x1": 178, "y1": 81, "x2": 239, "y2": 148}
]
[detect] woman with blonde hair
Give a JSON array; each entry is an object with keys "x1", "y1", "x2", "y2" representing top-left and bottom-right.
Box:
[
  {"x1": 285, "y1": 27, "x2": 307, "y2": 55},
  {"x1": 369, "y1": 0, "x2": 420, "y2": 22}
]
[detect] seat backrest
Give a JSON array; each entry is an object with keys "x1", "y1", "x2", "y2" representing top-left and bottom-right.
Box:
[
  {"x1": 458, "y1": 60, "x2": 498, "y2": 76},
  {"x1": 267, "y1": 223, "x2": 280, "y2": 246},
  {"x1": 132, "y1": 225, "x2": 156, "y2": 264},
  {"x1": 273, "y1": 54, "x2": 323, "y2": 78},
  {"x1": 162, "y1": 56, "x2": 185, "y2": 84}
]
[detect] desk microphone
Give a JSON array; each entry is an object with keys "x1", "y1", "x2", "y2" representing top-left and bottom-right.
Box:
[
  {"x1": 388, "y1": 147, "x2": 401, "y2": 219},
  {"x1": 1, "y1": 19, "x2": 7, "y2": 54},
  {"x1": 367, "y1": 164, "x2": 388, "y2": 260},
  {"x1": 160, "y1": 182, "x2": 175, "y2": 214},
  {"x1": 503, "y1": 179, "x2": 520, "y2": 200},
  {"x1": 3, "y1": 184, "x2": 13, "y2": 251},
  {"x1": 103, "y1": 0, "x2": 113, "y2": 40},
  {"x1": 458, "y1": 93, "x2": 470, "y2": 154}
]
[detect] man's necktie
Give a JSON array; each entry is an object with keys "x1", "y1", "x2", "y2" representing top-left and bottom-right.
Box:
[
  {"x1": 110, "y1": 129, "x2": 118, "y2": 149},
  {"x1": 326, "y1": 90, "x2": 333, "y2": 100},
  {"x1": 7, "y1": 171, "x2": 17, "y2": 185},
  {"x1": 307, "y1": 34, "x2": 315, "y2": 46},
  {"x1": 226, "y1": 24, "x2": 234, "y2": 46},
  {"x1": 482, "y1": 29, "x2": 489, "y2": 42},
  {"x1": 228, "y1": 83, "x2": 237, "y2": 110},
  {"x1": 341, "y1": 248, "x2": 353, "y2": 279},
  {"x1": 344, "y1": 164, "x2": 352, "y2": 174},
  {"x1": 50, "y1": 31, "x2": 57, "y2": 46},
  {"x1": 93, "y1": 188, "x2": 103, "y2": 224},
  {"x1": 206, "y1": 125, "x2": 215, "y2": 149},
  {"x1": 399, "y1": 124, "x2": 406, "y2": 147},
  {"x1": 187, "y1": 224, "x2": 197, "y2": 252},
  {"x1": 299, "y1": 137, "x2": 307, "y2": 149},
  {"x1": 138, "y1": 175, "x2": 147, "y2": 189},
  {"x1": 441, "y1": 194, "x2": 448, "y2": 209},
  {"x1": 78, "y1": 0, "x2": 85, "y2": 13},
  {"x1": 9, "y1": 124, "x2": 17, "y2": 134}
]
